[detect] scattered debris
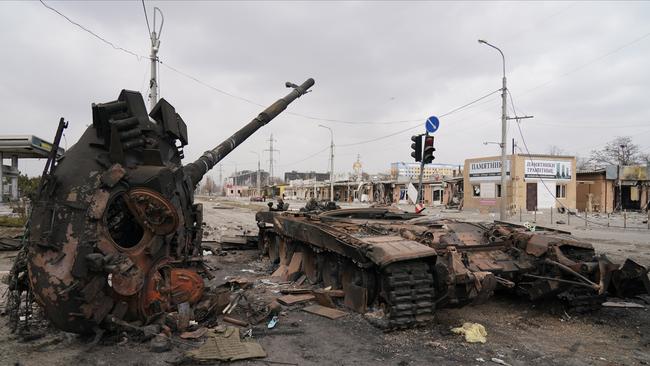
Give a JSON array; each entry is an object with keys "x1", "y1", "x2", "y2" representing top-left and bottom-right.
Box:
[
  {"x1": 223, "y1": 316, "x2": 249, "y2": 327},
  {"x1": 451, "y1": 322, "x2": 488, "y2": 343},
  {"x1": 313, "y1": 289, "x2": 336, "y2": 308},
  {"x1": 220, "y1": 235, "x2": 259, "y2": 251},
  {"x1": 302, "y1": 304, "x2": 348, "y2": 319},
  {"x1": 280, "y1": 288, "x2": 312, "y2": 295},
  {"x1": 602, "y1": 301, "x2": 645, "y2": 308},
  {"x1": 267, "y1": 315, "x2": 279, "y2": 329},
  {"x1": 490, "y1": 357, "x2": 511, "y2": 366},
  {"x1": 149, "y1": 334, "x2": 172, "y2": 353},
  {"x1": 294, "y1": 274, "x2": 307, "y2": 286},
  {"x1": 180, "y1": 327, "x2": 208, "y2": 339},
  {"x1": 186, "y1": 326, "x2": 266, "y2": 362}
]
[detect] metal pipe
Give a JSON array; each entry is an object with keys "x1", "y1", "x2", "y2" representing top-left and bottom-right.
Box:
[
  {"x1": 543, "y1": 259, "x2": 600, "y2": 291},
  {"x1": 184, "y1": 78, "x2": 314, "y2": 186},
  {"x1": 319, "y1": 125, "x2": 334, "y2": 201},
  {"x1": 522, "y1": 274, "x2": 598, "y2": 290}
]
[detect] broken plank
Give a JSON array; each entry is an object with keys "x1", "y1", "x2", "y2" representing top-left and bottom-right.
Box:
[
  {"x1": 302, "y1": 304, "x2": 347, "y2": 319},
  {"x1": 602, "y1": 301, "x2": 645, "y2": 308},
  {"x1": 280, "y1": 288, "x2": 312, "y2": 295},
  {"x1": 313, "y1": 289, "x2": 336, "y2": 308},
  {"x1": 277, "y1": 294, "x2": 315, "y2": 306}
]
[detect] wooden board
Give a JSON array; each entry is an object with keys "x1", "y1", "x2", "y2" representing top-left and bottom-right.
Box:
[
  {"x1": 277, "y1": 293, "x2": 315, "y2": 306},
  {"x1": 302, "y1": 304, "x2": 348, "y2": 319}
]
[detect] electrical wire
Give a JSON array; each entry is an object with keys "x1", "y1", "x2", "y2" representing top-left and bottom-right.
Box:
[
  {"x1": 532, "y1": 122, "x2": 650, "y2": 129},
  {"x1": 336, "y1": 88, "x2": 501, "y2": 147},
  {"x1": 39, "y1": 0, "x2": 146, "y2": 61},
  {"x1": 519, "y1": 29, "x2": 650, "y2": 97},
  {"x1": 158, "y1": 60, "x2": 265, "y2": 107},
  {"x1": 506, "y1": 90, "x2": 639, "y2": 228},
  {"x1": 275, "y1": 146, "x2": 329, "y2": 168}
]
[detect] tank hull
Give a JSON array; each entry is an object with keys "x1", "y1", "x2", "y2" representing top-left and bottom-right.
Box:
[{"x1": 257, "y1": 207, "x2": 650, "y2": 327}]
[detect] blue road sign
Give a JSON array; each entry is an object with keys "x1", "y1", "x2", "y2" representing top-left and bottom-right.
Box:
[{"x1": 425, "y1": 116, "x2": 439, "y2": 134}]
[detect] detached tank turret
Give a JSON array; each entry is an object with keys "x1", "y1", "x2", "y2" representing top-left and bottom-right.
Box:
[{"x1": 27, "y1": 78, "x2": 314, "y2": 334}]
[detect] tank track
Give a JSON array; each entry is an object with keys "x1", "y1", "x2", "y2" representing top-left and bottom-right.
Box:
[{"x1": 382, "y1": 261, "x2": 436, "y2": 329}]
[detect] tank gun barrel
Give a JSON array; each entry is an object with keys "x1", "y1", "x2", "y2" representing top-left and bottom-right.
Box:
[{"x1": 185, "y1": 78, "x2": 315, "y2": 186}]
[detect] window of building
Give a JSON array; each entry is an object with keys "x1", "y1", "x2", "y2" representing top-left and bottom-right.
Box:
[
  {"x1": 496, "y1": 184, "x2": 502, "y2": 198},
  {"x1": 556, "y1": 184, "x2": 566, "y2": 198},
  {"x1": 472, "y1": 184, "x2": 480, "y2": 197}
]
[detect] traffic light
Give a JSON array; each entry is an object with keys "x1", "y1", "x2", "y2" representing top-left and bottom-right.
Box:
[
  {"x1": 410, "y1": 134, "x2": 423, "y2": 162},
  {"x1": 423, "y1": 135, "x2": 435, "y2": 164}
]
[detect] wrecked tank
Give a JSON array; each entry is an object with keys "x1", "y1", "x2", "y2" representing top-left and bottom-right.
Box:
[
  {"x1": 23, "y1": 78, "x2": 314, "y2": 334},
  {"x1": 256, "y1": 206, "x2": 650, "y2": 328}
]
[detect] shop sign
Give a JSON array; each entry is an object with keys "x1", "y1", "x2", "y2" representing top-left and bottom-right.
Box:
[
  {"x1": 525, "y1": 160, "x2": 571, "y2": 180},
  {"x1": 469, "y1": 160, "x2": 510, "y2": 181}
]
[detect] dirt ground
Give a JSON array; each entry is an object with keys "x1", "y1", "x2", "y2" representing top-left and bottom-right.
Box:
[{"x1": 1, "y1": 197, "x2": 649, "y2": 366}]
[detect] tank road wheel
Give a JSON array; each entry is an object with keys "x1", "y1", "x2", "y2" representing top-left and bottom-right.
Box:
[{"x1": 381, "y1": 261, "x2": 436, "y2": 329}]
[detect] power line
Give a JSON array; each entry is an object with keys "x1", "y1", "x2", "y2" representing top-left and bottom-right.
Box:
[
  {"x1": 508, "y1": 90, "x2": 614, "y2": 227},
  {"x1": 276, "y1": 145, "x2": 330, "y2": 168},
  {"x1": 532, "y1": 122, "x2": 650, "y2": 129},
  {"x1": 520, "y1": 29, "x2": 650, "y2": 97},
  {"x1": 39, "y1": 0, "x2": 146, "y2": 61},
  {"x1": 158, "y1": 60, "x2": 265, "y2": 107},
  {"x1": 338, "y1": 88, "x2": 501, "y2": 147},
  {"x1": 36, "y1": 0, "x2": 517, "y2": 130}
]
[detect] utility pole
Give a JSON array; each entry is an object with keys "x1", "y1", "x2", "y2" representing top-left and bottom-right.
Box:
[
  {"x1": 251, "y1": 151, "x2": 261, "y2": 196},
  {"x1": 617, "y1": 144, "x2": 626, "y2": 211},
  {"x1": 146, "y1": 7, "x2": 164, "y2": 110},
  {"x1": 218, "y1": 163, "x2": 223, "y2": 196},
  {"x1": 319, "y1": 125, "x2": 334, "y2": 201},
  {"x1": 479, "y1": 39, "x2": 508, "y2": 220},
  {"x1": 264, "y1": 135, "x2": 278, "y2": 187}
]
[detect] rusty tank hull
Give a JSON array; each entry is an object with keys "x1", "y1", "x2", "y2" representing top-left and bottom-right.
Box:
[
  {"x1": 27, "y1": 79, "x2": 314, "y2": 334},
  {"x1": 257, "y1": 207, "x2": 650, "y2": 328}
]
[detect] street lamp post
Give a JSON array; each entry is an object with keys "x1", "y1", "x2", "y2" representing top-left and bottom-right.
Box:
[
  {"x1": 318, "y1": 125, "x2": 335, "y2": 201},
  {"x1": 479, "y1": 39, "x2": 508, "y2": 220},
  {"x1": 251, "y1": 151, "x2": 261, "y2": 196}
]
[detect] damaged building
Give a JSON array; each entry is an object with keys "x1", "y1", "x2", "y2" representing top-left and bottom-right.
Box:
[
  {"x1": 577, "y1": 165, "x2": 650, "y2": 212},
  {"x1": 464, "y1": 154, "x2": 577, "y2": 212}
]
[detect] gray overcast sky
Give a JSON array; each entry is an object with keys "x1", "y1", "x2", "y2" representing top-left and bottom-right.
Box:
[{"x1": 1, "y1": 1, "x2": 649, "y2": 182}]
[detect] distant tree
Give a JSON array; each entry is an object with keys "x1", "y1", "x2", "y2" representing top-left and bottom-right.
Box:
[
  {"x1": 547, "y1": 145, "x2": 564, "y2": 156},
  {"x1": 589, "y1": 136, "x2": 644, "y2": 168},
  {"x1": 576, "y1": 156, "x2": 595, "y2": 171},
  {"x1": 18, "y1": 174, "x2": 40, "y2": 199},
  {"x1": 203, "y1": 176, "x2": 217, "y2": 196}
]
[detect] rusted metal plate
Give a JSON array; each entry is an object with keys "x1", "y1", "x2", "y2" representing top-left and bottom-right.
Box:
[
  {"x1": 343, "y1": 283, "x2": 368, "y2": 313},
  {"x1": 361, "y1": 236, "x2": 436, "y2": 267},
  {"x1": 170, "y1": 268, "x2": 204, "y2": 305},
  {"x1": 302, "y1": 304, "x2": 348, "y2": 319}
]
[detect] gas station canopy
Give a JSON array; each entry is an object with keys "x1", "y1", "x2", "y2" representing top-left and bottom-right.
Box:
[{"x1": 0, "y1": 135, "x2": 65, "y2": 159}]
